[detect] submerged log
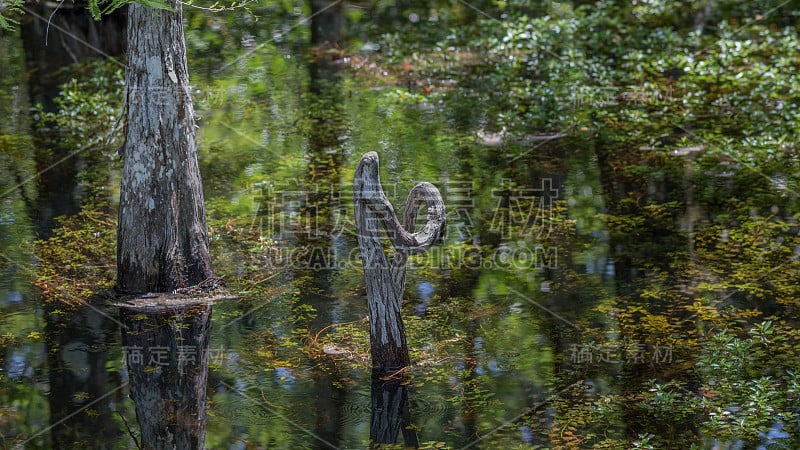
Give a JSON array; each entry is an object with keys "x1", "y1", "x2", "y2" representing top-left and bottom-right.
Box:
[{"x1": 353, "y1": 151, "x2": 446, "y2": 373}]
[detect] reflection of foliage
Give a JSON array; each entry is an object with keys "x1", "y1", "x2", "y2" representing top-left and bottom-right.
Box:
[
  {"x1": 5, "y1": 0, "x2": 800, "y2": 446},
  {"x1": 0, "y1": 31, "x2": 46, "y2": 448},
  {"x1": 35, "y1": 61, "x2": 124, "y2": 150},
  {"x1": 365, "y1": 1, "x2": 800, "y2": 447},
  {"x1": 691, "y1": 216, "x2": 800, "y2": 307},
  {"x1": 34, "y1": 60, "x2": 124, "y2": 207},
  {"x1": 0, "y1": 31, "x2": 36, "y2": 302}
]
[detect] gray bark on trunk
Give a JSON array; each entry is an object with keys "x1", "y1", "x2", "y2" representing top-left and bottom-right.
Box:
[
  {"x1": 117, "y1": 0, "x2": 212, "y2": 293},
  {"x1": 353, "y1": 151, "x2": 446, "y2": 372}
]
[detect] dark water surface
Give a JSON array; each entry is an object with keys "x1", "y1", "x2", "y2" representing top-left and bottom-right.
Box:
[{"x1": 1, "y1": 5, "x2": 799, "y2": 450}]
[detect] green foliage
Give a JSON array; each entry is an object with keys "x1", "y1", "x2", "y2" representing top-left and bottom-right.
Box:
[
  {"x1": 0, "y1": 0, "x2": 24, "y2": 30},
  {"x1": 5, "y1": 1, "x2": 800, "y2": 447},
  {"x1": 34, "y1": 209, "x2": 117, "y2": 302},
  {"x1": 0, "y1": 0, "x2": 174, "y2": 30},
  {"x1": 696, "y1": 322, "x2": 800, "y2": 444},
  {"x1": 364, "y1": 2, "x2": 800, "y2": 447}
]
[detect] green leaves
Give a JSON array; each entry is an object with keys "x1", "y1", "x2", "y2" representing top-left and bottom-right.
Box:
[
  {"x1": 87, "y1": 0, "x2": 102, "y2": 20},
  {"x1": 0, "y1": 0, "x2": 24, "y2": 30},
  {"x1": 132, "y1": 0, "x2": 175, "y2": 14},
  {"x1": 1, "y1": 0, "x2": 175, "y2": 30}
]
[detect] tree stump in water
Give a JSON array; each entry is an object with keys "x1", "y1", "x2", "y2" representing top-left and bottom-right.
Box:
[
  {"x1": 353, "y1": 151, "x2": 446, "y2": 373},
  {"x1": 117, "y1": 0, "x2": 213, "y2": 294}
]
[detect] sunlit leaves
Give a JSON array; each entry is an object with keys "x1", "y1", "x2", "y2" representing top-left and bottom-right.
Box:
[
  {"x1": 696, "y1": 323, "x2": 800, "y2": 444},
  {"x1": 0, "y1": 0, "x2": 24, "y2": 30},
  {"x1": 34, "y1": 209, "x2": 118, "y2": 303}
]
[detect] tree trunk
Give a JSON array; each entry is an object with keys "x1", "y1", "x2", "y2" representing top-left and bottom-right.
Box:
[
  {"x1": 353, "y1": 152, "x2": 446, "y2": 372},
  {"x1": 117, "y1": 0, "x2": 212, "y2": 293},
  {"x1": 309, "y1": 0, "x2": 343, "y2": 48}
]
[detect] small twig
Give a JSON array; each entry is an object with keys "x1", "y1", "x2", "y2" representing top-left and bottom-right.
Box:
[
  {"x1": 250, "y1": 269, "x2": 286, "y2": 286},
  {"x1": 260, "y1": 390, "x2": 287, "y2": 411},
  {"x1": 44, "y1": 0, "x2": 66, "y2": 46},
  {"x1": 82, "y1": 212, "x2": 115, "y2": 227},
  {"x1": 178, "y1": 0, "x2": 256, "y2": 12},
  {"x1": 311, "y1": 318, "x2": 367, "y2": 345},
  {"x1": 380, "y1": 365, "x2": 412, "y2": 380}
]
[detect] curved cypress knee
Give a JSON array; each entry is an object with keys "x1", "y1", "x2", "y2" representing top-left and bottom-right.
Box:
[{"x1": 353, "y1": 151, "x2": 446, "y2": 373}]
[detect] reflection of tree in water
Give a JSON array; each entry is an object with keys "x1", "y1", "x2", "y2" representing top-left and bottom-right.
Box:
[
  {"x1": 0, "y1": 31, "x2": 36, "y2": 308},
  {"x1": 593, "y1": 130, "x2": 685, "y2": 294},
  {"x1": 300, "y1": 0, "x2": 346, "y2": 257},
  {"x1": 21, "y1": 6, "x2": 129, "y2": 437},
  {"x1": 299, "y1": 3, "x2": 351, "y2": 447},
  {"x1": 433, "y1": 140, "x2": 603, "y2": 446},
  {"x1": 370, "y1": 377, "x2": 419, "y2": 447},
  {"x1": 45, "y1": 301, "x2": 122, "y2": 448},
  {"x1": 120, "y1": 300, "x2": 212, "y2": 449}
]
